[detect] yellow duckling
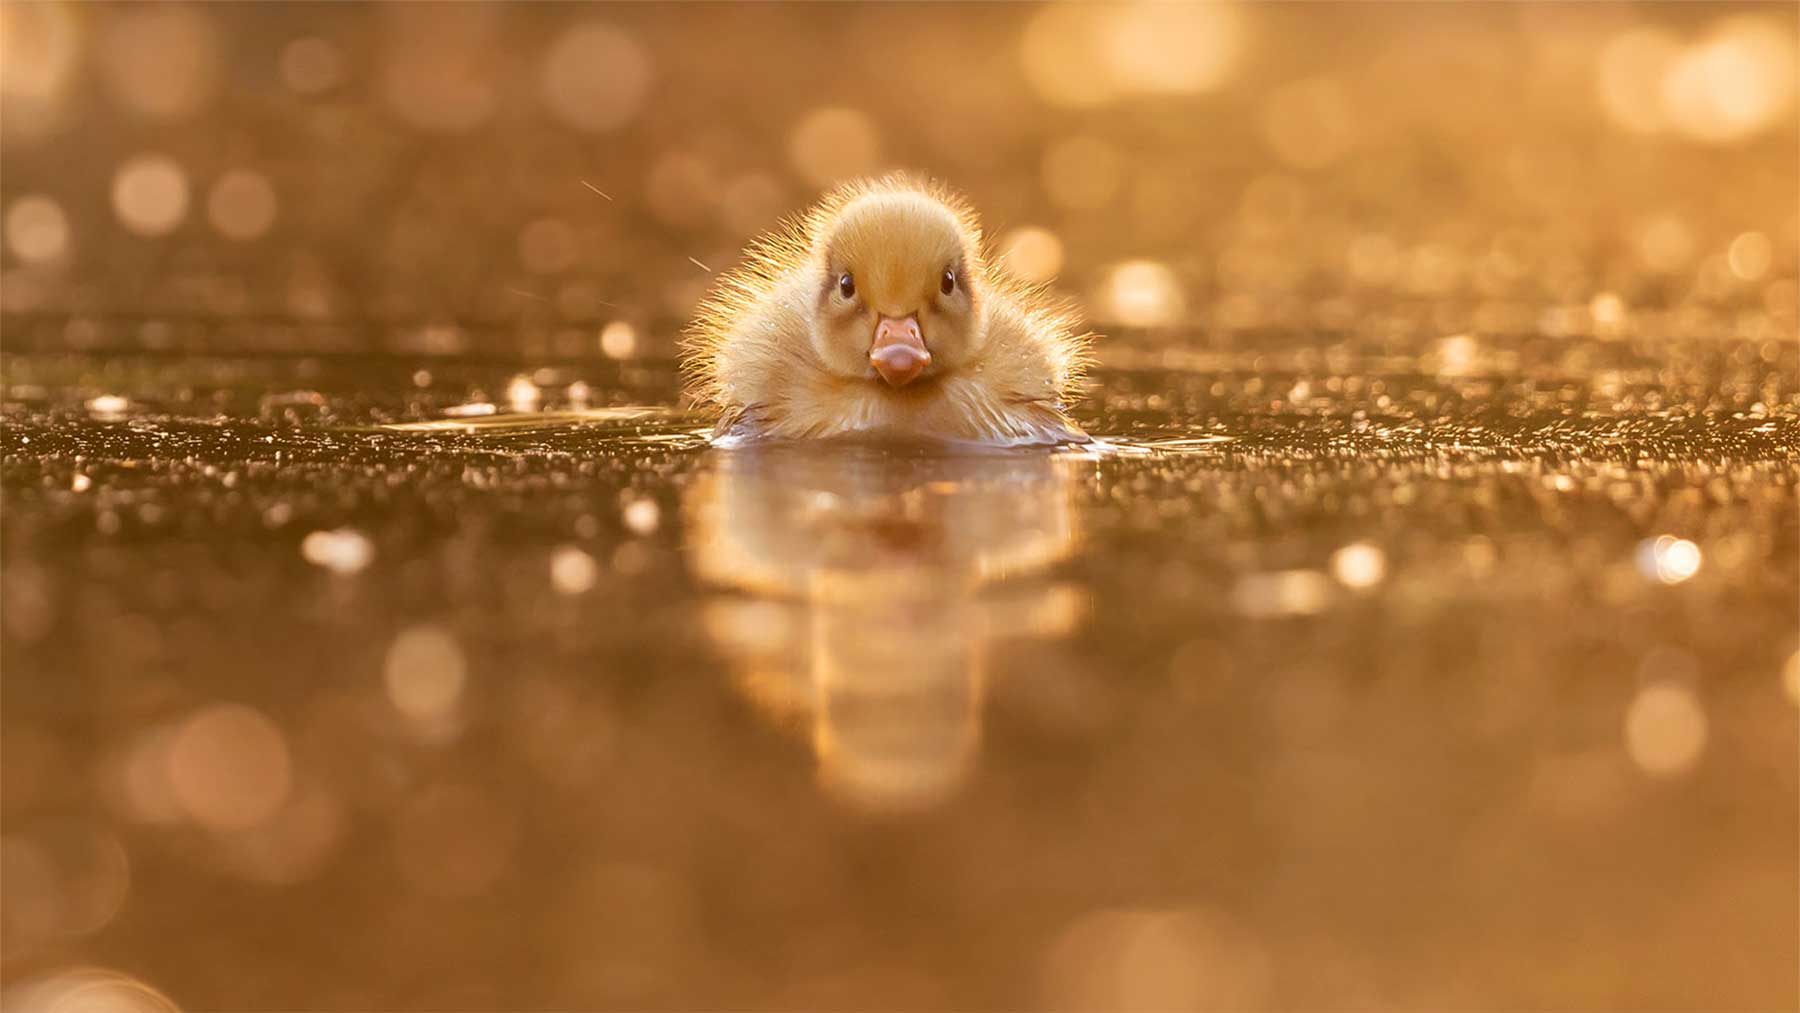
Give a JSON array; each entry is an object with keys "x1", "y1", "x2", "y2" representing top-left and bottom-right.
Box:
[{"x1": 683, "y1": 175, "x2": 1092, "y2": 445}]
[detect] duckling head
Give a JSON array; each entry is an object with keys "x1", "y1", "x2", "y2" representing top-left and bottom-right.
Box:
[{"x1": 810, "y1": 189, "x2": 985, "y2": 389}]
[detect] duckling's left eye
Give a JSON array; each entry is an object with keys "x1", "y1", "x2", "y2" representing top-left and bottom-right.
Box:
[
  {"x1": 940, "y1": 268, "x2": 957, "y2": 296},
  {"x1": 837, "y1": 273, "x2": 856, "y2": 299}
]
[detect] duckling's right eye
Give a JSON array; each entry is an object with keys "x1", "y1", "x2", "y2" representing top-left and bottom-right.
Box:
[{"x1": 837, "y1": 273, "x2": 856, "y2": 299}]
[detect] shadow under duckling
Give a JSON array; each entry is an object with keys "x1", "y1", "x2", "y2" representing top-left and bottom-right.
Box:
[{"x1": 683, "y1": 174, "x2": 1094, "y2": 446}]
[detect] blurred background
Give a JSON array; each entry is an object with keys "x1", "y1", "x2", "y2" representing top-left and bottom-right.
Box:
[
  {"x1": 1, "y1": 2, "x2": 1793, "y2": 354},
  {"x1": 2, "y1": 3, "x2": 1797, "y2": 1011}
]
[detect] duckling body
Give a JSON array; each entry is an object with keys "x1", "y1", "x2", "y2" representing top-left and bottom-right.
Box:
[{"x1": 684, "y1": 176, "x2": 1092, "y2": 445}]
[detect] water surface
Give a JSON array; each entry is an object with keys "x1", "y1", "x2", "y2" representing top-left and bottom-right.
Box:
[{"x1": 3, "y1": 339, "x2": 1794, "y2": 1009}]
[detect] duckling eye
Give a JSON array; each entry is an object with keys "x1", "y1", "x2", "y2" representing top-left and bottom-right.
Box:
[
  {"x1": 940, "y1": 268, "x2": 957, "y2": 296},
  {"x1": 837, "y1": 272, "x2": 856, "y2": 299}
]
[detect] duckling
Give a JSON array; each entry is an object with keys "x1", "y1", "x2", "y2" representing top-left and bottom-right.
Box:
[{"x1": 683, "y1": 175, "x2": 1093, "y2": 445}]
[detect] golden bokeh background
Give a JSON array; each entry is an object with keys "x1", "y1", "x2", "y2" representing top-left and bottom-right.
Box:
[
  {"x1": 1, "y1": 2, "x2": 1792, "y2": 356},
  {"x1": 1, "y1": 3, "x2": 1796, "y2": 1010}
]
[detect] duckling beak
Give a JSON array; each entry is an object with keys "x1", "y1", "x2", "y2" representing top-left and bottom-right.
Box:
[{"x1": 870, "y1": 315, "x2": 930, "y2": 388}]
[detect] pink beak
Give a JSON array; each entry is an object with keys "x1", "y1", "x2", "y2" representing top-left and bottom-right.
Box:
[{"x1": 870, "y1": 315, "x2": 930, "y2": 388}]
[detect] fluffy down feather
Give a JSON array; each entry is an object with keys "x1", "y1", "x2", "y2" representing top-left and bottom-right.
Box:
[{"x1": 682, "y1": 174, "x2": 1093, "y2": 445}]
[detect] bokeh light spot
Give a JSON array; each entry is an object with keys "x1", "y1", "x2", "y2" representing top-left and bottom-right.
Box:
[
  {"x1": 206, "y1": 170, "x2": 278, "y2": 242},
  {"x1": 384, "y1": 626, "x2": 468, "y2": 725},
  {"x1": 600, "y1": 320, "x2": 638, "y2": 360},
  {"x1": 0, "y1": 3, "x2": 81, "y2": 107},
  {"x1": 506, "y1": 374, "x2": 542, "y2": 412},
  {"x1": 167, "y1": 704, "x2": 293, "y2": 831},
  {"x1": 4, "y1": 195, "x2": 69, "y2": 263},
  {"x1": 1103, "y1": 1, "x2": 1244, "y2": 96},
  {"x1": 550, "y1": 546, "x2": 599, "y2": 595},
  {"x1": 2, "y1": 969, "x2": 179, "y2": 1013},
  {"x1": 86, "y1": 395, "x2": 129, "y2": 420},
  {"x1": 1100, "y1": 260, "x2": 1185, "y2": 328},
  {"x1": 280, "y1": 36, "x2": 345, "y2": 96},
  {"x1": 1624, "y1": 682, "x2": 1707, "y2": 776},
  {"x1": 0, "y1": 824, "x2": 130, "y2": 943},
  {"x1": 1589, "y1": 292, "x2": 1629, "y2": 335},
  {"x1": 111, "y1": 155, "x2": 190, "y2": 237},
  {"x1": 1232, "y1": 569, "x2": 1333, "y2": 618},
  {"x1": 301, "y1": 527, "x2": 374, "y2": 574},
  {"x1": 622, "y1": 497, "x2": 660, "y2": 537},
  {"x1": 541, "y1": 23, "x2": 653, "y2": 133},
  {"x1": 380, "y1": 5, "x2": 499, "y2": 132},
  {"x1": 118, "y1": 726, "x2": 182, "y2": 825},
  {"x1": 215, "y1": 783, "x2": 346, "y2": 886},
  {"x1": 95, "y1": 4, "x2": 222, "y2": 121},
  {"x1": 1635, "y1": 535, "x2": 1701, "y2": 584},
  {"x1": 1040, "y1": 907, "x2": 1271, "y2": 1010},
  {"x1": 1661, "y1": 16, "x2": 1796, "y2": 144},
  {"x1": 1331, "y1": 542, "x2": 1387, "y2": 590},
  {"x1": 1727, "y1": 231, "x2": 1772, "y2": 282},
  {"x1": 1020, "y1": 4, "x2": 1122, "y2": 109},
  {"x1": 789, "y1": 108, "x2": 881, "y2": 187}
]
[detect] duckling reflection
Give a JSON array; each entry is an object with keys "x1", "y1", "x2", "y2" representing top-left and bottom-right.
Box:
[{"x1": 685, "y1": 445, "x2": 1083, "y2": 812}]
